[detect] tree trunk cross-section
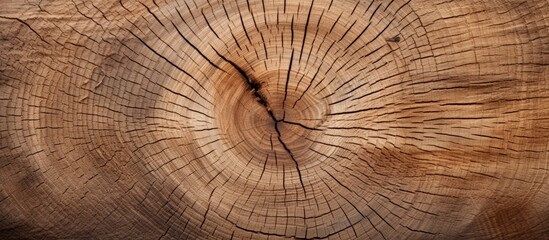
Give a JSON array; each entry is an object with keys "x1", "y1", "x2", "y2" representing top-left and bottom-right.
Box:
[{"x1": 0, "y1": 0, "x2": 548, "y2": 239}]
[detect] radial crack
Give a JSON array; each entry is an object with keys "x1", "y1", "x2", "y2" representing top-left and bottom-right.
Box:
[
  {"x1": 275, "y1": 122, "x2": 307, "y2": 196},
  {"x1": 218, "y1": 53, "x2": 307, "y2": 196}
]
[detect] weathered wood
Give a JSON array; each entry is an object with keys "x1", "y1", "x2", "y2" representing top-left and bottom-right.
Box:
[{"x1": 0, "y1": 0, "x2": 548, "y2": 239}]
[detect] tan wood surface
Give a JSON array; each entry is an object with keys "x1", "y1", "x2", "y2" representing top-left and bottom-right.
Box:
[{"x1": 0, "y1": 0, "x2": 548, "y2": 239}]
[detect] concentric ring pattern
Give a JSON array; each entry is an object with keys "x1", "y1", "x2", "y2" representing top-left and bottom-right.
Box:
[{"x1": 0, "y1": 0, "x2": 548, "y2": 239}]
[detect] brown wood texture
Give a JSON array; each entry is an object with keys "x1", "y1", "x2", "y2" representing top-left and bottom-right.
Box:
[{"x1": 1, "y1": 0, "x2": 548, "y2": 239}]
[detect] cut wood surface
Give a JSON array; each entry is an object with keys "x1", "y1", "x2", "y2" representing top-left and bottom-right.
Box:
[{"x1": 1, "y1": 0, "x2": 548, "y2": 239}]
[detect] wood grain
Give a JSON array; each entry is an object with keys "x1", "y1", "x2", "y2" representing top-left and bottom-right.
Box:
[{"x1": 0, "y1": 0, "x2": 548, "y2": 239}]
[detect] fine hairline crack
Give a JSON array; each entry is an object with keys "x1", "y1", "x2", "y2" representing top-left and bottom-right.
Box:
[{"x1": 216, "y1": 52, "x2": 307, "y2": 196}]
